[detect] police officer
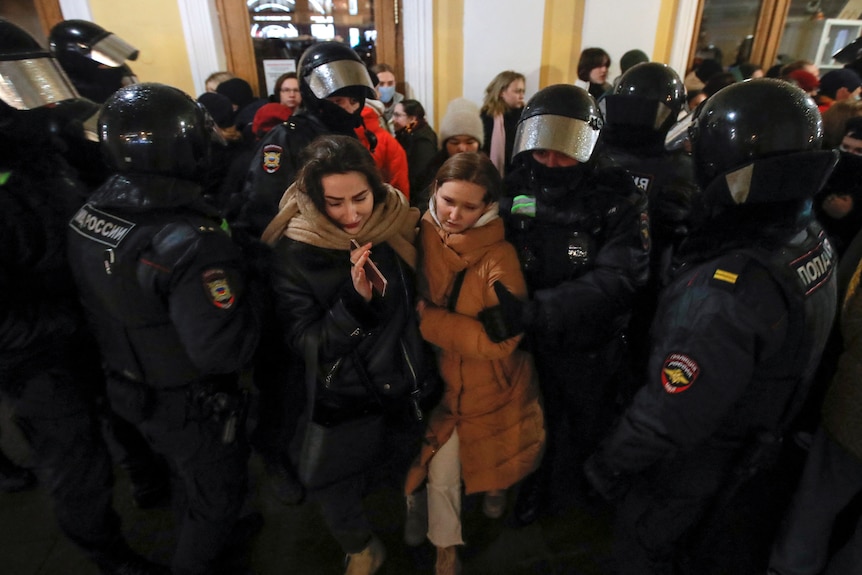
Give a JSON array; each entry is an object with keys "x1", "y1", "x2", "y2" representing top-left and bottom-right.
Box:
[
  {"x1": 481, "y1": 84, "x2": 650, "y2": 524},
  {"x1": 584, "y1": 79, "x2": 839, "y2": 574},
  {"x1": 599, "y1": 62, "x2": 699, "y2": 380},
  {"x1": 66, "y1": 83, "x2": 261, "y2": 575},
  {"x1": 48, "y1": 19, "x2": 140, "y2": 191},
  {"x1": 233, "y1": 40, "x2": 377, "y2": 237},
  {"x1": 49, "y1": 19, "x2": 139, "y2": 104},
  {"x1": 0, "y1": 19, "x2": 166, "y2": 575}
]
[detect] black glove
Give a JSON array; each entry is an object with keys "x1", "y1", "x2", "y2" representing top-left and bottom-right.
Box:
[
  {"x1": 583, "y1": 453, "x2": 630, "y2": 503},
  {"x1": 478, "y1": 281, "x2": 531, "y2": 343}
]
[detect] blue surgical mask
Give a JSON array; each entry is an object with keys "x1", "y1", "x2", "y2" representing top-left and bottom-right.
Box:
[{"x1": 377, "y1": 85, "x2": 395, "y2": 104}]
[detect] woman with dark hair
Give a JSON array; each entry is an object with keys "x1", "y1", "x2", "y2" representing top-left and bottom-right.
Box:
[
  {"x1": 576, "y1": 47, "x2": 612, "y2": 100},
  {"x1": 393, "y1": 98, "x2": 438, "y2": 204},
  {"x1": 262, "y1": 135, "x2": 432, "y2": 575},
  {"x1": 404, "y1": 152, "x2": 545, "y2": 574},
  {"x1": 480, "y1": 70, "x2": 526, "y2": 177}
]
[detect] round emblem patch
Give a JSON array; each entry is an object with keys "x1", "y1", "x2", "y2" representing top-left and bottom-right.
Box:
[{"x1": 661, "y1": 353, "x2": 700, "y2": 394}]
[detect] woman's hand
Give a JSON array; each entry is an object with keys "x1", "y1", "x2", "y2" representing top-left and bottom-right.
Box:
[
  {"x1": 416, "y1": 298, "x2": 427, "y2": 317},
  {"x1": 350, "y1": 241, "x2": 374, "y2": 302}
]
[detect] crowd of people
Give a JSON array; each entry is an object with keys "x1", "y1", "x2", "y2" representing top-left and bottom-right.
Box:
[{"x1": 2, "y1": 15, "x2": 862, "y2": 575}]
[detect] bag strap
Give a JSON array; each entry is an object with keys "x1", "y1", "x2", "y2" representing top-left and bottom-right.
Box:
[{"x1": 447, "y1": 269, "x2": 467, "y2": 312}]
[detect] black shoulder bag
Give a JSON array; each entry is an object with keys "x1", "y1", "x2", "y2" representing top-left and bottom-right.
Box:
[{"x1": 294, "y1": 337, "x2": 385, "y2": 491}]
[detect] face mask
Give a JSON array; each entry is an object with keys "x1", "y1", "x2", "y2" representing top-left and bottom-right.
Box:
[{"x1": 377, "y1": 85, "x2": 395, "y2": 104}]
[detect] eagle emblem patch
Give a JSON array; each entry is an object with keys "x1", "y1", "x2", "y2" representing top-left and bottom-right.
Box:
[
  {"x1": 202, "y1": 269, "x2": 235, "y2": 309},
  {"x1": 262, "y1": 144, "x2": 283, "y2": 174},
  {"x1": 661, "y1": 353, "x2": 700, "y2": 394}
]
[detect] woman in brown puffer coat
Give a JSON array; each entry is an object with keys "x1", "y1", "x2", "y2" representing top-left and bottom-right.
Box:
[{"x1": 404, "y1": 152, "x2": 545, "y2": 574}]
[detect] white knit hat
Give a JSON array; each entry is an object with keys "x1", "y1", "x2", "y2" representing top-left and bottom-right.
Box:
[{"x1": 437, "y1": 97, "x2": 484, "y2": 149}]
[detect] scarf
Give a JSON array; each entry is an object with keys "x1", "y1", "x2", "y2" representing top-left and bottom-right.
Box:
[
  {"x1": 261, "y1": 182, "x2": 420, "y2": 269},
  {"x1": 489, "y1": 113, "x2": 506, "y2": 176},
  {"x1": 420, "y1": 200, "x2": 503, "y2": 306}
]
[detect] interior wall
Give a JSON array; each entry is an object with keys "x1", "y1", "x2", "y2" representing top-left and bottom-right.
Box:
[
  {"x1": 462, "y1": 0, "x2": 546, "y2": 107},
  {"x1": 88, "y1": 0, "x2": 195, "y2": 95},
  {"x1": 582, "y1": 0, "x2": 665, "y2": 81}
]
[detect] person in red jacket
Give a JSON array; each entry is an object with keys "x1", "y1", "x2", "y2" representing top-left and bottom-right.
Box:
[{"x1": 355, "y1": 100, "x2": 410, "y2": 200}]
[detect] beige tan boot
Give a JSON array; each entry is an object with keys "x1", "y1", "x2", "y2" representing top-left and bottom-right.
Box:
[
  {"x1": 435, "y1": 545, "x2": 462, "y2": 575},
  {"x1": 345, "y1": 534, "x2": 386, "y2": 575}
]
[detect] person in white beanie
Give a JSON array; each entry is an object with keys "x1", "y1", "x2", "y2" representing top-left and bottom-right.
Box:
[{"x1": 413, "y1": 98, "x2": 486, "y2": 211}]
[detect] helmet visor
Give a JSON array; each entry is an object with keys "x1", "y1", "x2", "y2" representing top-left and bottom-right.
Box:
[
  {"x1": 0, "y1": 57, "x2": 79, "y2": 110},
  {"x1": 90, "y1": 34, "x2": 139, "y2": 67},
  {"x1": 513, "y1": 114, "x2": 600, "y2": 163},
  {"x1": 305, "y1": 59, "x2": 375, "y2": 100}
]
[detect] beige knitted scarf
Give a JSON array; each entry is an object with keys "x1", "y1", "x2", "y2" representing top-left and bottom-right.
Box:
[{"x1": 261, "y1": 182, "x2": 420, "y2": 269}]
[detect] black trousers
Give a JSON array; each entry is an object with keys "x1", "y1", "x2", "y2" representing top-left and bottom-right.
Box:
[
  {"x1": 5, "y1": 367, "x2": 133, "y2": 571},
  {"x1": 137, "y1": 389, "x2": 249, "y2": 575}
]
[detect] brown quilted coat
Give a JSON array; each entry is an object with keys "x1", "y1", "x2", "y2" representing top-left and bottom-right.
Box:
[{"x1": 405, "y1": 211, "x2": 545, "y2": 495}]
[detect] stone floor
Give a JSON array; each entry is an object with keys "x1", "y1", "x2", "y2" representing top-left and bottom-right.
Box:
[{"x1": 0, "y1": 397, "x2": 618, "y2": 575}]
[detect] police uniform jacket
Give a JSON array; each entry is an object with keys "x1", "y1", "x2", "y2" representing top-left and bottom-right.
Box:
[
  {"x1": 66, "y1": 173, "x2": 260, "y2": 393},
  {"x1": 501, "y1": 157, "x2": 650, "y2": 353},
  {"x1": 600, "y1": 141, "x2": 697, "y2": 254},
  {"x1": 589, "y1": 215, "x2": 837, "y2": 491},
  {"x1": 0, "y1": 149, "x2": 90, "y2": 389},
  {"x1": 235, "y1": 110, "x2": 331, "y2": 238}
]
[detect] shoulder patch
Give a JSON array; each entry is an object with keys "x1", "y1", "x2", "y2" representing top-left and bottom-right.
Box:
[
  {"x1": 262, "y1": 144, "x2": 283, "y2": 174},
  {"x1": 68, "y1": 204, "x2": 135, "y2": 247},
  {"x1": 790, "y1": 234, "x2": 835, "y2": 296},
  {"x1": 202, "y1": 269, "x2": 235, "y2": 309},
  {"x1": 639, "y1": 212, "x2": 650, "y2": 252},
  {"x1": 661, "y1": 353, "x2": 700, "y2": 394}
]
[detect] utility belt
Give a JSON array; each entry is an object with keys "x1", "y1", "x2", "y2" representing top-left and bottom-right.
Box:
[{"x1": 105, "y1": 372, "x2": 247, "y2": 444}]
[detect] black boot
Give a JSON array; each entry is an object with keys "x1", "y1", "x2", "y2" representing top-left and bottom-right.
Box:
[{"x1": 513, "y1": 470, "x2": 546, "y2": 526}]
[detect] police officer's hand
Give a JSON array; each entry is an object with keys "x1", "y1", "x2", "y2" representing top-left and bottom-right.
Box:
[
  {"x1": 583, "y1": 453, "x2": 630, "y2": 502},
  {"x1": 478, "y1": 281, "x2": 533, "y2": 343}
]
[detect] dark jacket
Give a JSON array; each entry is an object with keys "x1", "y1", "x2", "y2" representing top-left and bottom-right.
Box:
[
  {"x1": 590, "y1": 213, "x2": 837, "y2": 485},
  {"x1": 396, "y1": 121, "x2": 438, "y2": 207},
  {"x1": 501, "y1": 155, "x2": 651, "y2": 352},
  {"x1": 271, "y1": 238, "x2": 431, "y2": 412},
  {"x1": 234, "y1": 110, "x2": 334, "y2": 238},
  {"x1": 67, "y1": 173, "x2": 260, "y2": 392},
  {"x1": 0, "y1": 145, "x2": 90, "y2": 389}
]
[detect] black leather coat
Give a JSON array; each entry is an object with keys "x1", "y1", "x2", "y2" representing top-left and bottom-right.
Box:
[{"x1": 271, "y1": 238, "x2": 432, "y2": 412}]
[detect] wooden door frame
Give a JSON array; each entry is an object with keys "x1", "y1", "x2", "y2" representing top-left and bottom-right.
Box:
[
  {"x1": 215, "y1": 0, "x2": 403, "y2": 91},
  {"x1": 34, "y1": 0, "x2": 63, "y2": 36},
  {"x1": 687, "y1": 0, "x2": 792, "y2": 72}
]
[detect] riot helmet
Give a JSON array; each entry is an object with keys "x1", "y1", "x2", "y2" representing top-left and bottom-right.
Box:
[
  {"x1": 0, "y1": 18, "x2": 79, "y2": 112},
  {"x1": 49, "y1": 20, "x2": 138, "y2": 103},
  {"x1": 512, "y1": 84, "x2": 603, "y2": 164},
  {"x1": 601, "y1": 62, "x2": 685, "y2": 139},
  {"x1": 690, "y1": 78, "x2": 836, "y2": 206},
  {"x1": 297, "y1": 41, "x2": 376, "y2": 132},
  {"x1": 99, "y1": 83, "x2": 212, "y2": 181}
]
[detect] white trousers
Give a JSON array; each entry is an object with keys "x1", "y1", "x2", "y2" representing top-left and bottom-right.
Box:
[{"x1": 427, "y1": 427, "x2": 465, "y2": 547}]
